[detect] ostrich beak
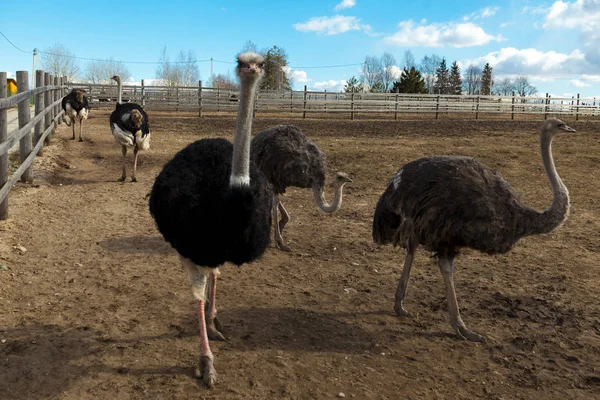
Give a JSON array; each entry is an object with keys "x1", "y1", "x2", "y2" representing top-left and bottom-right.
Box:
[{"x1": 562, "y1": 125, "x2": 576, "y2": 133}]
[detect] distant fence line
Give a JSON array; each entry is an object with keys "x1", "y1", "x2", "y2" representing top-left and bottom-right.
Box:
[
  {"x1": 70, "y1": 81, "x2": 600, "y2": 120},
  {"x1": 1, "y1": 70, "x2": 67, "y2": 219}
]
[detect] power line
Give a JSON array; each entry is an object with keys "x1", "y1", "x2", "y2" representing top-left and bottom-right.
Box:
[{"x1": 0, "y1": 30, "x2": 29, "y2": 53}]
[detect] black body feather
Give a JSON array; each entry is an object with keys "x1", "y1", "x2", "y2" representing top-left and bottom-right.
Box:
[
  {"x1": 250, "y1": 124, "x2": 326, "y2": 194},
  {"x1": 373, "y1": 155, "x2": 539, "y2": 256},
  {"x1": 149, "y1": 138, "x2": 272, "y2": 267},
  {"x1": 109, "y1": 102, "x2": 150, "y2": 137},
  {"x1": 62, "y1": 89, "x2": 89, "y2": 112}
]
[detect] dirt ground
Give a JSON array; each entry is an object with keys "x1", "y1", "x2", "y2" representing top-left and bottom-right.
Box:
[{"x1": 1, "y1": 110, "x2": 599, "y2": 400}]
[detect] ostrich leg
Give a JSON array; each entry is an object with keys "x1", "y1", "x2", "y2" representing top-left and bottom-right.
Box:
[
  {"x1": 71, "y1": 122, "x2": 76, "y2": 140},
  {"x1": 438, "y1": 256, "x2": 486, "y2": 343},
  {"x1": 277, "y1": 201, "x2": 290, "y2": 234},
  {"x1": 273, "y1": 194, "x2": 291, "y2": 251},
  {"x1": 394, "y1": 239, "x2": 416, "y2": 317},
  {"x1": 204, "y1": 271, "x2": 226, "y2": 341},
  {"x1": 118, "y1": 145, "x2": 127, "y2": 182},
  {"x1": 78, "y1": 119, "x2": 84, "y2": 142},
  {"x1": 131, "y1": 146, "x2": 139, "y2": 182},
  {"x1": 183, "y1": 260, "x2": 217, "y2": 387}
]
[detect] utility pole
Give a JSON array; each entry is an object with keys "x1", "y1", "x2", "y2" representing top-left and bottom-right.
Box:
[
  {"x1": 210, "y1": 57, "x2": 213, "y2": 88},
  {"x1": 32, "y1": 48, "x2": 38, "y2": 88},
  {"x1": 362, "y1": 61, "x2": 367, "y2": 93}
]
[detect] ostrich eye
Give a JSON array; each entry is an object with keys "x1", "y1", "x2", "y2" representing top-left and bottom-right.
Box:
[{"x1": 259, "y1": 62, "x2": 265, "y2": 68}]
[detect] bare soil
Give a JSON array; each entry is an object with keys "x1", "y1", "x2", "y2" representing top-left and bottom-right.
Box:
[{"x1": 1, "y1": 111, "x2": 599, "y2": 400}]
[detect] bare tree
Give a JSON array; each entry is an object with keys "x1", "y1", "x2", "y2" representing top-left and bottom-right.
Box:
[
  {"x1": 361, "y1": 55, "x2": 383, "y2": 92},
  {"x1": 381, "y1": 52, "x2": 397, "y2": 92},
  {"x1": 85, "y1": 58, "x2": 131, "y2": 84},
  {"x1": 463, "y1": 65, "x2": 482, "y2": 95},
  {"x1": 513, "y1": 76, "x2": 538, "y2": 97},
  {"x1": 493, "y1": 77, "x2": 515, "y2": 96},
  {"x1": 402, "y1": 50, "x2": 416, "y2": 70},
  {"x1": 40, "y1": 43, "x2": 80, "y2": 82},
  {"x1": 419, "y1": 54, "x2": 441, "y2": 94},
  {"x1": 241, "y1": 40, "x2": 258, "y2": 53},
  {"x1": 156, "y1": 47, "x2": 200, "y2": 87},
  {"x1": 213, "y1": 73, "x2": 239, "y2": 90}
]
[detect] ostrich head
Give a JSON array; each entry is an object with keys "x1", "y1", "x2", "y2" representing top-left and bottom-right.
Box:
[
  {"x1": 236, "y1": 52, "x2": 265, "y2": 83},
  {"x1": 111, "y1": 75, "x2": 120, "y2": 83},
  {"x1": 334, "y1": 172, "x2": 353, "y2": 187},
  {"x1": 540, "y1": 118, "x2": 576, "y2": 138}
]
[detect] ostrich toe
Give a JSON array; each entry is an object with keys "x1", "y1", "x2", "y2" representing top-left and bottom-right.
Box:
[
  {"x1": 207, "y1": 317, "x2": 226, "y2": 341},
  {"x1": 454, "y1": 325, "x2": 487, "y2": 343},
  {"x1": 275, "y1": 240, "x2": 292, "y2": 252},
  {"x1": 196, "y1": 355, "x2": 217, "y2": 387},
  {"x1": 117, "y1": 177, "x2": 126, "y2": 182},
  {"x1": 393, "y1": 300, "x2": 412, "y2": 317}
]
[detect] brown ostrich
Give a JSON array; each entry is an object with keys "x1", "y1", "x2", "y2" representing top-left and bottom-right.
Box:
[
  {"x1": 372, "y1": 118, "x2": 575, "y2": 342},
  {"x1": 251, "y1": 124, "x2": 352, "y2": 251},
  {"x1": 61, "y1": 89, "x2": 89, "y2": 141}
]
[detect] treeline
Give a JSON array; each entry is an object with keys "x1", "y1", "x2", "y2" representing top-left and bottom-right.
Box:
[{"x1": 345, "y1": 50, "x2": 538, "y2": 97}]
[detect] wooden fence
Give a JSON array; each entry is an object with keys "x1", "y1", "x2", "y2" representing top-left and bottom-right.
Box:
[
  {"x1": 71, "y1": 81, "x2": 600, "y2": 120},
  {"x1": 0, "y1": 70, "x2": 67, "y2": 219}
]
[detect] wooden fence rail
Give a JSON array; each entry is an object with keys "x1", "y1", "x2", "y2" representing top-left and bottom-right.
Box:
[
  {"x1": 0, "y1": 70, "x2": 67, "y2": 219},
  {"x1": 70, "y1": 81, "x2": 600, "y2": 119}
]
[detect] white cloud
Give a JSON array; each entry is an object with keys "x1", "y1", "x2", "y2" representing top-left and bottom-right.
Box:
[
  {"x1": 570, "y1": 79, "x2": 590, "y2": 87},
  {"x1": 310, "y1": 80, "x2": 347, "y2": 92},
  {"x1": 387, "y1": 65, "x2": 403, "y2": 80},
  {"x1": 294, "y1": 15, "x2": 371, "y2": 35},
  {"x1": 383, "y1": 20, "x2": 502, "y2": 48},
  {"x1": 464, "y1": 47, "x2": 597, "y2": 75},
  {"x1": 463, "y1": 6, "x2": 500, "y2": 21},
  {"x1": 334, "y1": 0, "x2": 355, "y2": 11},
  {"x1": 283, "y1": 67, "x2": 311, "y2": 85},
  {"x1": 500, "y1": 21, "x2": 514, "y2": 28}
]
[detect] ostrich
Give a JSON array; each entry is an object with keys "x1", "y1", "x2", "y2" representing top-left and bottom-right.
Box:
[
  {"x1": 109, "y1": 75, "x2": 150, "y2": 182},
  {"x1": 148, "y1": 52, "x2": 271, "y2": 387},
  {"x1": 250, "y1": 124, "x2": 352, "y2": 251},
  {"x1": 372, "y1": 118, "x2": 576, "y2": 343},
  {"x1": 61, "y1": 89, "x2": 89, "y2": 142}
]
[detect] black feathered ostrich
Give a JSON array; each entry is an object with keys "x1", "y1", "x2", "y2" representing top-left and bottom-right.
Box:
[
  {"x1": 148, "y1": 52, "x2": 271, "y2": 387},
  {"x1": 109, "y1": 75, "x2": 150, "y2": 182},
  {"x1": 251, "y1": 124, "x2": 352, "y2": 251},
  {"x1": 61, "y1": 89, "x2": 89, "y2": 142},
  {"x1": 373, "y1": 118, "x2": 575, "y2": 343}
]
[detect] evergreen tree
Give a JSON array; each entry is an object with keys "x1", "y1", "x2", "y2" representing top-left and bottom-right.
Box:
[
  {"x1": 344, "y1": 76, "x2": 363, "y2": 92},
  {"x1": 391, "y1": 67, "x2": 427, "y2": 94},
  {"x1": 481, "y1": 63, "x2": 493, "y2": 95},
  {"x1": 434, "y1": 58, "x2": 450, "y2": 94},
  {"x1": 449, "y1": 61, "x2": 462, "y2": 95},
  {"x1": 260, "y1": 45, "x2": 292, "y2": 91}
]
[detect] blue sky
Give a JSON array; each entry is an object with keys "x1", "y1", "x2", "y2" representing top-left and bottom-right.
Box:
[{"x1": 1, "y1": 0, "x2": 599, "y2": 98}]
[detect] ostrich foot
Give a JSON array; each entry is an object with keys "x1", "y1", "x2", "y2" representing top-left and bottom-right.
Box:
[
  {"x1": 131, "y1": 177, "x2": 137, "y2": 183},
  {"x1": 394, "y1": 300, "x2": 412, "y2": 317},
  {"x1": 70, "y1": 136, "x2": 75, "y2": 140},
  {"x1": 207, "y1": 317, "x2": 226, "y2": 341},
  {"x1": 275, "y1": 240, "x2": 292, "y2": 252},
  {"x1": 78, "y1": 138, "x2": 83, "y2": 142},
  {"x1": 117, "y1": 177, "x2": 126, "y2": 182},
  {"x1": 453, "y1": 324, "x2": 487, "y2": 343},
  {"x1": 195, "y1": 355, "x2": 217, "y2": 387}
]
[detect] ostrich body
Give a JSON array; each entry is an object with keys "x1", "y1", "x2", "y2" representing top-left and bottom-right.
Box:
[
  {"x1": 61, "y1": 89, "x2": 89, "y2": 141},
  {"x1": 148, "y1": 52, "x2": 271, "y2": 387},
  {"x1": 251, "y1": 124, "x2": 352, "y2": 251},
  {"x1": 109, "y1": 75, "x2": 150, "y2": 182},
  {"x1": 372, "y1": 118, "x2": 575, "y2": 342}
]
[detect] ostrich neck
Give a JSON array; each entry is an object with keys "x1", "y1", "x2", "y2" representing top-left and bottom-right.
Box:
[
  {"x1": 313, "y1": 183, "x2": 345, "y2": 213},
  {"x1": 230, "y1": 78, "x2": 258, "y2": 186},
  {"x1": 524, "y1": 134, "x2": 570, "y2": 236},
  {"x1": 116, "y1": 79, "x2": 122, "y2": 104}
]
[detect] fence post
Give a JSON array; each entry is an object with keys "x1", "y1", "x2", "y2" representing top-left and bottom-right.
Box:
[
  {"x1": 576, "y1": 93, "x2": 580, "y2": 121},
  {"x1": 290, "y1": 90, "x2": 293, "y2": 114},
  {"x1": 44, "y1": 72, "x2": 52, "y2": 145},
  {"x1": 176, "y1": 86, "x2": 180, "y2": 112},
  {"x1": 17, "y1": 71, "x2": 33, "y2": 183},
  {"x1": 54, "y1": 76, "x2": 60, "y2": 125},
  {"x1": 511, "y1": 91, "x2": 515, "y2": 120},
  {"x1": 435, "y1": 95, "x2": 440, "y2": 120},
  {"x1": 544, "y1": 92, "x2": 549, "y2": 120},
  {"x1": 303, "y1": 85, "x2": 307, "y2": 119},
  {"x1": 141, "y1": 79, "x2": 146, "y2": 107},
  {"x1": 394, "y1": 94, "x2": 399, "y2": 120},
  {"x1": 34, "y1": 70, "x2": 45, "y2": 152},
  {"x1": 350, "y1": 92, "x2": 355, "y2": 120},
  {"x1": 0, "y1": 72, "x2": 8, "y2": 219},
  {"x1": 324, "y1": 90, "x2": 327, "y2": 113},
  {"x1": 475, "y1": 96, "x2": 480, "y2": 120},
  {"x1": 198, "y1": 80, "x2": 202, "y2": 117}
]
